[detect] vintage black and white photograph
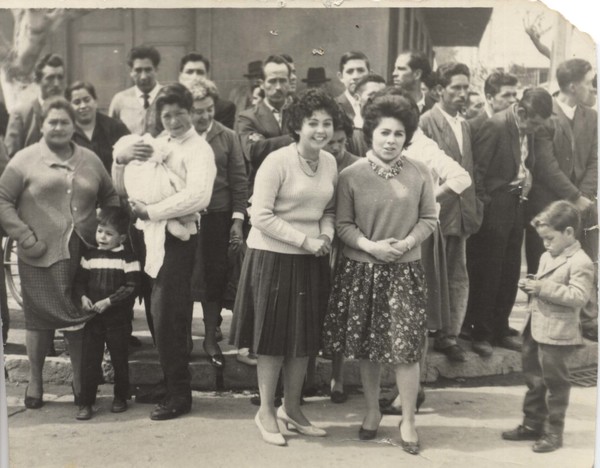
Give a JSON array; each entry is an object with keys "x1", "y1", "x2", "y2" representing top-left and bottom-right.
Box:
[{"x1": 0, "y1": 1, "x2": 597, "y2": 466}]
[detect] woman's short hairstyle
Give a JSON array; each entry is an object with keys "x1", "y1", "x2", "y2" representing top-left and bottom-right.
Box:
[
  {"x1": 286, "y1": 88, "x2": 342, "y2": 142},
  {"x1": 189, "y1": 77, "x2": 220, "y2": 102},
  {"x1": 65, "y1": 81, "x2": 97, "y2": 101},
  {"x1": 155, "y1": 83, "x2": 194, "y2": 116},
  {"x1": 41, "y1": 96, "x2": 76, "y2": 124},
  {"x1": 362, "y1": 88, "x2": 419, "y2": 149},
  {"x1": 531, "y1": 200, "x2": 581, "y2": 234}
]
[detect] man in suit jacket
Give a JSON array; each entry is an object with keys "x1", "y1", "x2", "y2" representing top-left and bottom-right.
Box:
[
  {"x1": 178, "y1": 52, "x2": 236, "y2": 129},
  {"x1": 468, "y1": 72, "x2": 519, "y2": 139},
  {"x1": 525, "y1": 58, "x2": 597, "y2": 339},
  {"x1": 109, "y1": 45, "x2": 162, "y2": 137},
  {"x1": 5, "y1": 54, "x2": 66, "y2": 157},
  {"x1": 235, "y1": 55, "x2": 294, "y2": 192},
  {"x1": 467, "y1": 88, "x2": 553, "y2": 357},
  {"x1": 420, "y1": 62, "x2": 482, "y2": 362},
  {"x1": 335, "y1": 51, "x2": 370, "y2": 129},
  {"x1": 392, "y1": 50, "x2": 434, "y2": 115}
]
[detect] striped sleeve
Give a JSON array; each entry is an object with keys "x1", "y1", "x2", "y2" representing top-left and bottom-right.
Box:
[{"x1": 108, "y1": 254, "x2": 141, "y2": 305}]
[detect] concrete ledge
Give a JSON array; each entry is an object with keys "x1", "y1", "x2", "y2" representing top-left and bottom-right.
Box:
[{"x1": 5, "y1": 337, "x2": 597, "y2": 390}]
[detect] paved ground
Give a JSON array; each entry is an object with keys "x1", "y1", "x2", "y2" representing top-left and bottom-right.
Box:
[{"x1": 4, "y1": 382, "x2": 597, "y2": 468}]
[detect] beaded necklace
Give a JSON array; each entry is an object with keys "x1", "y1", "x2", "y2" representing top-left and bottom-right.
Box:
[
  {"x1": 297, "y1": 148, "x2": 319, "y2": 177},
  {"x1": 369, "y1": 156, "x2": 405, "y2": 179}
]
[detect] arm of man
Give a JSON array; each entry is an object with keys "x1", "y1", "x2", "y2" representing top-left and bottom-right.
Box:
[
  {"x1": 4, "y1": 110, "x2": 25, "y2": 158},
  {"x1": 236, "y1": 111, "x2": 293, "y2": 169},
  {"x1": 471, "y1": 118, "x2": 500, "y2": 204}
]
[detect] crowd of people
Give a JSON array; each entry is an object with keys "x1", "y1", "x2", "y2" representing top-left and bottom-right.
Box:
[{"x1": 0, "y1": 44, "x2": 596, "y2": 455}]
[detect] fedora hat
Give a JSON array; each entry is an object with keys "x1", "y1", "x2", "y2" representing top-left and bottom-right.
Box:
[
  {"x1": 302, "y1": 67, "x2": 331, "y2": 86},
  {"x1": 244, "y1": 61, "x2": 263, "y2": 78}
]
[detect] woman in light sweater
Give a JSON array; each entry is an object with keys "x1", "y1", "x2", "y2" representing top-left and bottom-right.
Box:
[
  {"x1": 230, "y1": 89, "x2": 339, "y2": 446},
  {"x1": 322, "y1": 93, "x2": 436, "y2": 455}
]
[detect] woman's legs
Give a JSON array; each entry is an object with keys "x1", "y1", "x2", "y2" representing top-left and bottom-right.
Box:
[
  {"x1": 395, "y1": 362, "x2": 420, "y2": 442},
  {"x1": 257, "y1": 355, "x2": 284, "y2": 433},
  {"x1": 63, "y1": 329, "x2": 84, "y2": 398},
  {"x1": 331, "y1": 352, "x2": 345, "y2": 394},
  {"x1": 360, "y1": 360, "x2": 382, "y2": 430},
  {"x1": 282, "y1": 356, "x2": 310, "y2": 425},
  {"x1": 202, "y1": 301, "x2": 223, "y2": 355},
  {"x1": 389, "y1": 337, "x2": 428, "y2": 409},
  {"x1": 25, "y1": 329, "x2": 54, "y2": 398}
]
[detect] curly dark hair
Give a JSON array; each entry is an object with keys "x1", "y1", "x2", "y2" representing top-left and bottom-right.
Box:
[
  {"x1": 286, "y1": 88, "x2": 342, "y2": 142},
  {"x1": 362, "y1": 88, "x2": 419, "y2": 149}
]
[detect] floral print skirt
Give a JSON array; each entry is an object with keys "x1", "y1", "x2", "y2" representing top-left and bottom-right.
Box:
[{"x1": 322, "y1": 257, "x2": 428, "y2": 364}]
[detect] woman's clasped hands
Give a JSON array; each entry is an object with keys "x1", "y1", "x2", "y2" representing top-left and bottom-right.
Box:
[
  {"x1": 367, "y1": 238, "x2": 411, "y2": 263},
  {"x1": 302, "y1": 234, "x2": 332, "y2": 257}
]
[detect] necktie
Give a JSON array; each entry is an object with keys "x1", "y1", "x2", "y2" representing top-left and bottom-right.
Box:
[{"x1": 143, "y1": 93, "x2": 150, "y2": 110}]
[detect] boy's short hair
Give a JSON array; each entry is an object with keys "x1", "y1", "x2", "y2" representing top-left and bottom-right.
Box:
[
  {"x1": 531, "y1": 200, "x2": 581, "y2": 234},
  {"x1": 97, "y1": 206, "x2": 130, "y2": 236}
]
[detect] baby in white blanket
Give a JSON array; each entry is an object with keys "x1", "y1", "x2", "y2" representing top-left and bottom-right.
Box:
[{"x1": 115, "y1": 134, "x2": 198, "y2": 277}]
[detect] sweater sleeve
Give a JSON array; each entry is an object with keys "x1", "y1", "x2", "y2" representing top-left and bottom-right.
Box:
[
  {"x1": 250, "y1": 153, "x2": 308, "y2": 248},
  {"x1": 226, "y1": 131, "x2": 249, "y2": 216},
  {"x1": 0, "y1": 158, "x2": 35, "y2": 242},
  {"x1": 335, "y1": 170, "x2": 366, "y2": 249},
  {"x1": 319, "y1": 161, "x2": 337, "y2": 241},
  {"x1": 108, "y1": 255, "x2": 141, "y2": 305},
  {"x1": 147, "y1": 140, "x2": 217, "y2": 221}
]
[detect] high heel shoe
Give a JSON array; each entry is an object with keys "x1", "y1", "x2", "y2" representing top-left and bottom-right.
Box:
[
  {"x1": 255, "y1": 412, "x2": 287, "y2": 446},
  {"x1": 358, "y1": 413, "x2": 382, "y2": 440},
  {"x1": 202, "y1": 340, "x2": 225, "y2": 369},
  {"x1": 24, "y1": 385, "x2": 44, "y2": 409},
  {"x1": 399, "y1": 419, "x2": 420, "y2": 455},
  {"x1": 276, "y1": 406, "x2": 327, "y2": 437}
]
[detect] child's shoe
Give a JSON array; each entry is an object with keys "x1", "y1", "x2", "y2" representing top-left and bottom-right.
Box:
[
  {"x1": 111, "y1": 398, "x2": 128, "y2": 413},
  {"x1": 532, "y1": 433, "x2": 563, "y2": 453},
  {"x1": 76, "y1": 405, "x2": 93, "y2": 420}
]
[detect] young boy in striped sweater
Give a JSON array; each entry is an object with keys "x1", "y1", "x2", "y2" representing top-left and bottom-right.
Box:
[{"x1": 75, "y1": 206, "x2": 141, "y2": 420}]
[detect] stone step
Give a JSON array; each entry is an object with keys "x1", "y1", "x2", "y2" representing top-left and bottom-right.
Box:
[{"x1": 5, "y1": 336, "x2": 597, "y2": 390}]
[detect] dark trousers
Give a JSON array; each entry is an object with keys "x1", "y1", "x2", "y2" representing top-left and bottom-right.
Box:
[
  {"x1": 80, "y1": 313, "x2": 131, "y2": 405},
  {"x1": 467, "y1": 191, "x2": 524, "y2": 343},
  {"x1": 521, "y1": 324, "x2": 575, "y2": 435},
  {"x1": 152, "y1": 232, "x2": 196, "y2": 403}
]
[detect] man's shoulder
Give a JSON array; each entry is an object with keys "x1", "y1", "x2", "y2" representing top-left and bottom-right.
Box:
[
  {"x1": 11, "y1": 97, "x2": 39, "y2": 118},
  {"x1": 110, "y1": 87, "x2": 136, "y2": 103}
]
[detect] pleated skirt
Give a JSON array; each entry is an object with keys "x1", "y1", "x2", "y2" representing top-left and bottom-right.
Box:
[{"x1": 230, "y1": 248, "x2": 330, "y2": 357}]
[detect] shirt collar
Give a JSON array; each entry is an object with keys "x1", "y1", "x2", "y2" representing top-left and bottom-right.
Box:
[
  {"x1": 200, "y1": 121, "x2": 214, "y2": 139},
  {"x1": 136, "y1": 83, "x2": 161, "y2": 100},
  {"x1": 366, "y1": 150, "x2": 403, "y2": 169},
  {"x1": 557, "y1": 240, "x2": 581, "y2": 259},
  {"x1": 168, "y1": 126, "x2": 197, "y2": 144},
  {"x1": 437, "y1": 103, "x2": 463, "y2": 124},
  {"x1": 484, "y1": 102, "x2": 494, "y2": 118},
  {"x1": 556, "y1": 98, "x2": 577, "y2": 120},
  {"x1": 344, "y1": 89, "x2": 360, "y2": 107},
  {"x1": 417, "y1": 95, "x2": 426, "y2": 113},
  {"x1": 39, "y1": 139, "x2": 79, "y2": 170}
]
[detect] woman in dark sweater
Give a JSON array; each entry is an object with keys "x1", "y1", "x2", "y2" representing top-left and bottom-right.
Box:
[{"x1": 322, "y1": 93, "x2": 436, "y2": 455}]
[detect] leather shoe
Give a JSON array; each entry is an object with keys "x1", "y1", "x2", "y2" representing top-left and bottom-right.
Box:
[
  {"x1": 135, "y1": 383, "x2": 167, "y2": 404},
  {"x1": 502, "y1": 424, "x2": 542, "y2": 441},
  {"x1": 496, "y1": 335, "x2": 522, "y2": 352},
  {"x1": 111, "y1": 398, "x2": 128, "y2": 413},
  {"x1": 76, "y1": 405, "x2": 93, "y2": 420},
  {"x1": 24, "y1": 386, "x2": 44, "y2": 409},
  {"x1": 533, "y1": 433, "x2": 562, "y2": 453},
  {"x1": 399, "y1": 420, "x2": 420, "y2": 455},
  {"x1": 150, "y1": 400, "x2": 191, "y2": 421},
  {"x1": 202, "y1": 341, "x2": 225, "y2": 369},
  {"x1": 435, "y1": 344, "x2": 467, "y2": 362},
  {"x1": 330, "y1": 390, "x2": 347, "y2": 404},
  {"x1": 472, "y1": 340, "x2": 493, "y2": 357},
  {"x1": 358, "y1": 414, "x2": 382, "y2": 440}
]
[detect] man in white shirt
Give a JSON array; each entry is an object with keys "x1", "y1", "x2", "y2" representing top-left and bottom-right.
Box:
[
  {"x1": 335, "y1": 51, "x2": 370, "y2": 129},
  {"x1": 109, "y1": 46, "x2": 162, "y2": 136},
  {"x1": 420, "y1": 62, "x2": 481, "y2": 362}
]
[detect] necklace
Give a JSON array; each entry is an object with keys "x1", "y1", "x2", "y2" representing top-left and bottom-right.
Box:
[
  {"x1": 369, "y1": 156, "x2": 405, "y2": 179},
  {"x1": 297, "y1": 148, "x2": 319, "y2": 177}
]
